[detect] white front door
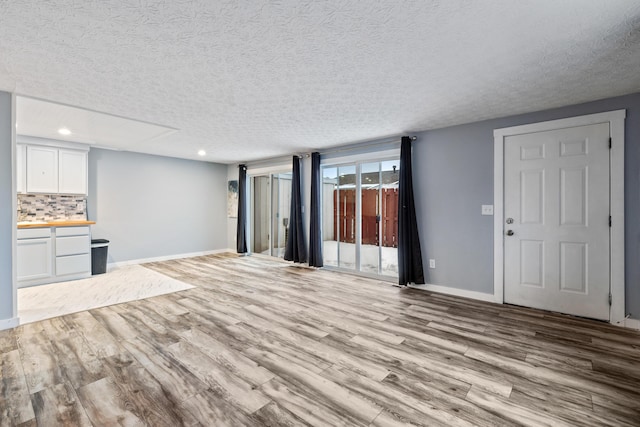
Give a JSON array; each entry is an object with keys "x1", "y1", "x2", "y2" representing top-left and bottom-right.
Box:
[{"x1": 504, "y1": 123, "x2": 610, "y2": 320}]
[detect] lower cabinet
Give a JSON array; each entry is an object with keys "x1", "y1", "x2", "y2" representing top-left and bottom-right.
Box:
[
  {"x1": 17, "y1": 226, "x2": 91, "y2": 288},
  {"x1": 17, "y1": 230, "x2": 53, "y2": 286},
  {"x1": 55, "y1": 226, "x2": 91, "y2": 278}
]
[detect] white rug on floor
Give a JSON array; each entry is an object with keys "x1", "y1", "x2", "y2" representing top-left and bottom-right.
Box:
[{"x1": 18, "y1": 265, "x2": 194, "y2": 324}]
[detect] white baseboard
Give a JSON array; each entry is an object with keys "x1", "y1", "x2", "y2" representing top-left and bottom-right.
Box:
[
  {"x1": 615, "y1": 317, "x2": 640, "y2": 331},
  {"x1": 408, "y1": 283, "x2": 499, "y2": 304},
  {"x1": 0, "y1": 317, "x2": 20, "y2": 331},
  {"x1": 107, "y1": 249, "x2": 231, "y2": 271},
  {"x1": 412, "y1": 283, "x2": 640, "y2": 329}
]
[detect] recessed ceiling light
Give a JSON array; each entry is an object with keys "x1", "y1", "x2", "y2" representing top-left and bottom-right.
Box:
[
  {"x1": 198, "y1": 150, "x2": 206, "y2": 156},
  {"x1": 58, "y1": 127, "x2": 71, "y2": 136}
]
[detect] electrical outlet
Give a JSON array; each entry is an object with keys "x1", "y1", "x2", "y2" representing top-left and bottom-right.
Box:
[
  {"x1": 481, "y1": 205, "x2": 494, "y2": 215},
  {"x1": 429, "y1": 259, "x2": 436, "y2": 269}
]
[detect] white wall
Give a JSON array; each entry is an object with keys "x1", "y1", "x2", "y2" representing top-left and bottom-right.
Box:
[{"x1": 88, "y1": 148, "x2": 228, "y2": 263}]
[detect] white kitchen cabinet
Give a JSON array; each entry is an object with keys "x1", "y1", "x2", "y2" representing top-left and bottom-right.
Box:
[
  {"x1": 18, "y1": 137, "x2": 89, "y2": 195},
  {"x1": 58, "y1": 149, "x2": 88, "y2": 194},
  {"x1": 16, "y1": 144, "x2": 26, "y2": 194},
  {"x1": 17, "y1": 225, "x2": 91, "y2": 287},
  {"x1": 26, "y1": 145, "x2": 59, "y2": 193},
  {"x1": 17, "y1": 228, "x2": 53, "y2": 287},
  {"x1": 55, "y1": 226, "x2": 91, "y2": 278}
]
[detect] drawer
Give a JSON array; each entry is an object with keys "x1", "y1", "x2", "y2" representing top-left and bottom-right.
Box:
[
  {"x1": 56, "y1": 254, "x2": 91, "y2": 276},
  {"x1": 56, "y1": 226, "x2": 90, "y2": 237},
  {"x1": 56, "y1": 235, "x2": 90, "y2": 256},
  {"x1": 18, "y1": 228, "x2": 52, "y2": 239}
]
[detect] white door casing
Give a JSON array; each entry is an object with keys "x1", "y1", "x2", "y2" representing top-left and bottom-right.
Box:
[
  {"x1": 504, "y1": 123, "x2": 610, "y2": 320},
  {"x1": 494, "y1": 110, "x2": 626, "y2": 325}
]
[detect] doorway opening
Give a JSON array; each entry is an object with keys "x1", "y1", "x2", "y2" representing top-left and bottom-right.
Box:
[{"x1": 250, "y1": 171, "x2": 292, "y2": 258}]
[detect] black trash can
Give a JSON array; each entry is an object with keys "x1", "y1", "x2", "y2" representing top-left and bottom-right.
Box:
[{"x1": 91, "y1": 239, "x2": 110, "y2": 275}]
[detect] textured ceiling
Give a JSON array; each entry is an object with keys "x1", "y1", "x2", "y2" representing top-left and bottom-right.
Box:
[{"x1": 1, "y1": 1, "x2": 639, "y2": 163}]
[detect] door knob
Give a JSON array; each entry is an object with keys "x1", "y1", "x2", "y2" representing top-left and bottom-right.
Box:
[{"x1": 506, "y1": 230, "x2": 514, "y2": 236}]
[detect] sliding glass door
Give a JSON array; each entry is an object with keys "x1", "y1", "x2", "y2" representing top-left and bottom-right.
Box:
[
  {"x1": 250, "y1": 171, "x2": 292, "y2": 258},
  {"x1": 322, "y1": 158, "x2": 399, "y2": 277}
]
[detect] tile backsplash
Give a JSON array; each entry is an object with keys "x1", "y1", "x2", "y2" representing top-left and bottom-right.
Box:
[{"x1": 18, "y1": 194, "x2": 87, "y2": 221}]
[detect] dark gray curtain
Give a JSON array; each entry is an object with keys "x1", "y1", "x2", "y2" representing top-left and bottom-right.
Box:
[
  {"x1": 284, "y1": 156, "x2": 307, "y2": 263},
  {"x1": 308, "y1": 152, "x2": 323, "y2": 267},
  {"x1": 236, "y1": 164, "x2": 248, "y2": 254},
  {"x1": 398, "y1": 137, "x2": 425, "y2": 285}
]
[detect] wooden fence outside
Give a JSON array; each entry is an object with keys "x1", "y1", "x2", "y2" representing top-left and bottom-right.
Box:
[{"x1": 333, "y1": 188, "x2": 398, "y2": 247}]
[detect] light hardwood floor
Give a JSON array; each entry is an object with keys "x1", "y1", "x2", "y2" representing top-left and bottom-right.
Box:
[{"x1": 1, "y1": 253, "x2": 640, "y2": 426}]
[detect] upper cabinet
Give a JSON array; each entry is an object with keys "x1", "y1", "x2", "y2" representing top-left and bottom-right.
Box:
[
  {"x1": 58, "y1": 149, "x2": 88, "y2": 194},
  {"x1": 18, "y1": 137, "x2": 89, "y2": 195},
  {"x1": 26, "y1": 145, "x2": 59, "y2": 193}
]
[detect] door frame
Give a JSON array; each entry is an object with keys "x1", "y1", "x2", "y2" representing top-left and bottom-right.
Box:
[
  {"x1": 493, "y1": 110, "x2": 626, "y2": 324},
  {"x1": 320, "y1": 149, "x2": 400, "y2": 279}
]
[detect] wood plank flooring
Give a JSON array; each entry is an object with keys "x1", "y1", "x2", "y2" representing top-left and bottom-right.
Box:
[{"x1": 2, "y1": 253, "x2": 640, "y2": 426}]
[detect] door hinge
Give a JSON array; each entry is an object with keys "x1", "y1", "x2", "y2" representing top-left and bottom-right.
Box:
[
  {"x1": 609, "y1": 216, "x2": 612, "y2": 227},
  {"x1": 609, "y1": 137, "x2": 612, "y2": 149},
  {"x1": 608, "y1": 293, "x2": 612, "y2": 306}
]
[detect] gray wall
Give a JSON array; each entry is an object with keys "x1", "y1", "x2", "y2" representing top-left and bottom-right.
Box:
[
  {"x1": 414, "y1": 92, "x2": 640, "y2": 319},
  {"x1": 0, "y1": 91, "x2": 14, "y2": 324},
  {"x1": 88, "y1": 149, "x2": 228, "y2": 263}
]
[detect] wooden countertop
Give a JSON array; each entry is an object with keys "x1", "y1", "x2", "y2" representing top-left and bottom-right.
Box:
[{"x1": 17, "y1": 220, "x2": 96, "y2": 229}]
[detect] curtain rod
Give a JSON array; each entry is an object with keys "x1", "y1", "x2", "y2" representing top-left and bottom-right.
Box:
[
  {"x1": 317, "y1": 135, "x2": 416, "y2": 156},
  {"x1": 244, "y1": 155, "x2": 291, "y2": 169},
  {"x1": 244, "y1": 135, "x2": 417, "y2": 166}
]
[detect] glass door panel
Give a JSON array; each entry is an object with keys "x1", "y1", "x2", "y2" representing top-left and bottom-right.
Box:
[
  {"x1": 251, "y1": 175, "x2": 270, "y2": 255},
  {"x1": 337, "y1": 165, "x2": 356, "y2": 269},
  {"x1": 380, "y1": 160, "x2": 399, "y2": 277},
  {"x1": 321, "y1": 165, "x2": 356, "y2": 269},
  {"x1": 271, "y1": 172, "x2": 292, "y2": 258},
  {"x1": 360, "y1": 162, "x2": 381, "y2": 274},
  {"x1": 322, "y1": 167, "x2": 338, "y2": 267}
]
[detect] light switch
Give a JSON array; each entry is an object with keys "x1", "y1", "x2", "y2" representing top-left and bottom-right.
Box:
[{"x1": 481, "y1": 205, "x2": 494, "y2": 216}]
